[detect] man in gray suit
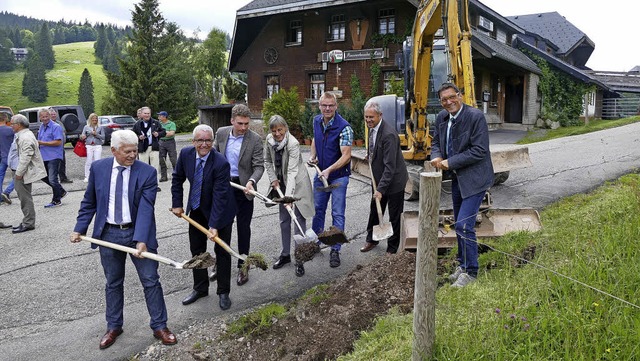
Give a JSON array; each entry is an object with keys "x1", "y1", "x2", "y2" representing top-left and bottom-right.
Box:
[{"x1": 213, "y1": 104, "x2": 264, "y2": 286}]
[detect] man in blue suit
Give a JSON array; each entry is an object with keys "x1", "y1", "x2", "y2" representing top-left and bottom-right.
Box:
[
  {"x1": 70, "y1": 130, "x2": 177, "y2": 349},
  {"x1": 171, "y1": 124, "x2": 236, "y2": 310}
]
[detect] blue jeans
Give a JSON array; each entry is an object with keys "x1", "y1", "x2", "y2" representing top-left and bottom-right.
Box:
[
  {"x1": 41, "y1": 159, "x2": 65, "y2": 202},
  {"x1": 0, "y1": 161, "x2": 14, "y2": 195},
  {"x1": 99, "y1": 226, "x2": 168, "y2": 331},
  {"x1": 312, "y1": 175, "x2": 349, "y2": 251},
  {"x1": 451, "y1": 177, "x2": 486, "y2": 277}
]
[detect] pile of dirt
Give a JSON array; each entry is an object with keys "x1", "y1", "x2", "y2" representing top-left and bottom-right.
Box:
[{"x1": 137, "y1": 251, "x2": 418, "y2": 361}]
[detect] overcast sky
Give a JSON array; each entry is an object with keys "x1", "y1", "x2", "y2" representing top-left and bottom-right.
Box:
[{"x1": 3, "y1": 0, "x2": 638, "y2": 72}]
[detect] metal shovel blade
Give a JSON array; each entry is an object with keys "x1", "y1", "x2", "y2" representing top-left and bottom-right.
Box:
[{"x1": 372, "y1": 222, "x2": 394, "y2": 241}]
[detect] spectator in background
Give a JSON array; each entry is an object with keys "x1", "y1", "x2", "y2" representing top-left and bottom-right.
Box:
[
  {"x1": 38, "y1": 108, "x2": 67, "y2": 208},
  {"x1": 0, "y1": 112, "x2": 14, "y2": 204},
  {"x1": 10, "y1": 114, "x2": 47, "y2": 233},
  {"x1": 133, "y1": 107, "x2": 165, "y2": 192},
  {"x1": 157, "y1": 111, "x2": 177, "y2": 182},
  {"x1": 2, "y1": 134, "x2": 19, "y2": 205},
  {"x1": 81, "y1": 113, "x2": 105, "y2": 182},
  {"x1": 49, "y1": 108, "x2": 73, "y2": 184}
]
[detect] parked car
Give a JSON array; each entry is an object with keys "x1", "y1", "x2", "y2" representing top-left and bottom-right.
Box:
[
  {"x1": 0, "y1": 106, "x2": 14, "y2": 119},
  {"x1": 98, "y1": 115, "x2": 137, "y2": 144},
  {"x1": 19, "y1": 105, "x2": 85, "y2": 146}
]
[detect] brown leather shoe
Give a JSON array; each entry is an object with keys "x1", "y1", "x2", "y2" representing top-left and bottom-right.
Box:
[
  {"x1": 99, "y1": 328, "x2": 123, "y2": 349},
  {"x1": 360, "y1": 242, "x2": 378, "y2": 252},
  {"x1": 237, "y1": 268, "x2": 248, "y2": 286},
  {"x1": 153, "y1": 327, "x2": 177, "y2": 345}
]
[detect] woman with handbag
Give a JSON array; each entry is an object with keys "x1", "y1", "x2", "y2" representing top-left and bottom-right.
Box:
[{"x1": 80, "y1": 113, "x2": 105, "y2": 182}]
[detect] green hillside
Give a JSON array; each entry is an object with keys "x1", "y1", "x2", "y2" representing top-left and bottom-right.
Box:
[{"x1": 0, "y1": 41, "x2": 108, "y2": 113}]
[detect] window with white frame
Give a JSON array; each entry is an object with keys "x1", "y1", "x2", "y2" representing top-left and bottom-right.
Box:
[
  {"x1": 287, "y1": 20, "x2": 302, "y2": 45},
  {"x1": 310, "y1": 74, "x2": 326, "y2": 100},
  {"x1": 378, "y1": 9, "x2": 395, "y2": 35},
  {"x1": 329, "y1": 14, "x2": 345, "y2": 41},
  {"x1": 266, "y1": 75, "x2": 279, "y2": 99}
]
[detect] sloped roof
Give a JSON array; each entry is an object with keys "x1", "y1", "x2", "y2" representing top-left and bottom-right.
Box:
[
  {"x1": 472, "y1": 31, "x2": 541, "y2": 74},
  {"x1": 507, "y1": 12, "x2": 594, "y2": 55},
  {"x1": 237, "y1": 0, "x2": 418, "y2": 17}
]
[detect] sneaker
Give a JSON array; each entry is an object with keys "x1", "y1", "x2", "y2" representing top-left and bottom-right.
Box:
[
  {"x1": 295, "y1": 262, "x2": 305, "y2": 277},
  {"x1": 61, "y1": 190, "x2": 68, "y2": 199},
  {"x1": 448, "y1": 266, "x2": 464, "y2": 282},
  {"x1": 451, "y1": 273, "x2": 476, "y2": 288},
  {"x1": 329, "y1": 250, "x2": 340, "y2": 268},
  {"x1": 1, "y1": 193, "x2": 11, "y2": 205},
  {"x1": 44, "y1": 201, "x2": 62, "y2": 208}
]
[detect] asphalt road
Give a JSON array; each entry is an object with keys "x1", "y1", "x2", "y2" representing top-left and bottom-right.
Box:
[{"x1": 0, "y1": 123, "x2": 639, "y2": 360}]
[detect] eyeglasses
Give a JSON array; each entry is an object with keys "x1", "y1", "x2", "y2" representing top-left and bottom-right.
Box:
[
  {"x1": 440, "y1": 94, "x2": 460, "y2": 103},
  {"x1": 320, "y1": 103, "x2": 336, "y2": 109},
  {"x1": 193, "y1": 139, "x2": 213, "y2": 145}
]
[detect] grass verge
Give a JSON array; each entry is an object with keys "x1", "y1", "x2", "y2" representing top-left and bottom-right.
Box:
[
  {"x1": 517, "y1": 116, "x2": 640, "y2": 144},
  {"x1": 343, "y1": 172, "x2": 640, "y2": 360}
]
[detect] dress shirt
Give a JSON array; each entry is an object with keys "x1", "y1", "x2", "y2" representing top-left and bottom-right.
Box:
[
  {"x1": 107, "y1": 159, "x2": 132, "y2": 224},
  {"x1": 225, "y1": 132, "x2": 243, "y2": 177}
]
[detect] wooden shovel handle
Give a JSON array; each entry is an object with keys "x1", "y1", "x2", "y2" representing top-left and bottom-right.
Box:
[
  {"x1": 80, "y1": 236, "x2": 181, "y2": 268},
  {"x1": 274, "y1": 186, "x2": 306, "y2": 235},
  {"x1": 179, "y1": 213, "x2": 247, "y2": 261},
  {"x1": 367, "y1": 160, "x2": 385, "y2": 222},
  {"x1": 309, "y1": 162, "x2": 330, "y2": 187},
  {"x1": 229, "y1": 182, "x2": 275, "y2": 205}
]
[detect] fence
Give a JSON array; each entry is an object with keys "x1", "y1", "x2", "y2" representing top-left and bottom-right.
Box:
[{"x1": 601, "y1": 97, "x2": 640, "y2": 119}]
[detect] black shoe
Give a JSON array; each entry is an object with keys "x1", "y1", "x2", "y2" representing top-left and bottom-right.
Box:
[
  {"x1": 181, "y1": 290, "x2": 208, "y2": 305},
  {"x1": 157, "y1": 187, "x2": 162, "y2": 192},
  {"x1": 60, "y1": 179, "x2": 73, "y2": 184},
  {"x1": 295, "y1": 262, "x2": 305, "y2": 277},
  {"x1": 237, "y1": 269, "x2": 249, "y2": 286},
  {"x1": 272, "y1": 255, "x2": 291, "y2": 269},
  {"x1": 329, "y1": 250, "x2": 341, "y2": 268},
  {"x1": 159, "y1": 177, "x2": 168, "y2": 182},
  {"x1": 219, "y1": 293, "x2": 231, "y2": 310},
  {"x1": 12, "y1": 224, "x2": 35, "y2": 234},
  {"x1": 209, "y1": 270, "x2": 217, "y2": 281},
  {"x1": 61, "y1": 190, "x2": 68, "y2": 199}
]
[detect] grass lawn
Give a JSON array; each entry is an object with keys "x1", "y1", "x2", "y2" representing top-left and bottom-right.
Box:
[
  {"x1": 518, "y1": 116, "x2": 640, "y2": 144},
  {"x1": 0, "y1": 41, "x2": 107, "y2": 113}
]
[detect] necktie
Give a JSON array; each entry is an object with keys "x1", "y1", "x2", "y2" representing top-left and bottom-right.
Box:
[
  {"x1": 368, "y1": 129, "x2": 376, "y2": 159},
  {"x1": 446, "y1": 118, "x2": 454, "y2": 158},
  {"x1": 114, "y1": 166, "x2": 125, "y2": 224},
  {"x1": 191, "y1": 158, "x2": 204, "y2": 210}
]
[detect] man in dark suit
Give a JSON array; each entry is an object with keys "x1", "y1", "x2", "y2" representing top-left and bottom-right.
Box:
[
  {"x1": 360, "y1": 100, "x2": 408, "y2": 254},
  {"x1": 70, "y1": 130, "x2": 176, "y2": 350},
  {"x1": 213, "y1": 104, "x2": 264, "y2": 286},
  {"x1": 171, "y1": 124, "x2": 236, "y2": 310},
  {"x1": 132, "y1": 106, "x2": 166, "y2": 191}
]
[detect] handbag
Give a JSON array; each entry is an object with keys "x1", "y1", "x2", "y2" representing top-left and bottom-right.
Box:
[{"x1": 73, "y1": 139, "x2": 87, "y2": 157}]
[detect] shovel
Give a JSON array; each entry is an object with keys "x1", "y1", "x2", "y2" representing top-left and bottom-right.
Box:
[
  {"x1": 307, "y1": 162, "x2": 339, "y2": 192},
  {"x1": 368, "y1": 159, "x2": 394, "y2": 241},
  {"x1": 229, "y1": 182, "x2": 278, "y2": 207},
  {"x1": 273, "y1": 186, "x2": 317, "y2": 244},
  {"x1": 80, "y1": 236, "x2": 215, "y2": 269}
]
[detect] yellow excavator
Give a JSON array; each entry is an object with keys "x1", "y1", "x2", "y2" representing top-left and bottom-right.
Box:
[{"x1": 358, "y1": 0, "x2": 530, "y2": 200}]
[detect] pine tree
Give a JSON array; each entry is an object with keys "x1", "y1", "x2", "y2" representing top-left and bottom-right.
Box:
[
  {"x1": 78, "y1": 68, "x2": 95, "y2": 115},
  {"x1": 94, "y1": 24, "x2": 107, "y2": 59},
  {"x1": 22, "y1": 54, "x2": 48, "y2": 102},
  {"x1": 34, "y1": 22, "x2": 55, "y2": 69}
]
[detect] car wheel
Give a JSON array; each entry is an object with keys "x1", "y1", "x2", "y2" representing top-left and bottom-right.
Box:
[{"x1": 61, "y1": 113, "x2": 80, "y2": 132}]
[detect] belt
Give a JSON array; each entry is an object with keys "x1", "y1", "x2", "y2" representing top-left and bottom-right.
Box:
[
  {"x1": 106, "y1": 223, "x2": 133, "y2": 230},
  {"x1": 231, "y1": 176, "x2": 241, "y2": 184},
  {"x1": 160, "y1": 139, "x2": 175, "y2": 142}
]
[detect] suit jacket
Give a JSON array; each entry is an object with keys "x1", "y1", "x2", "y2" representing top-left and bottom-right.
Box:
[
  {"x1": 213, "y1": 126, "x2": 264, "y2": 200},
  {"x1": 369, "y1": 120, "x2": 408, "y2": 196},
  {"x1": 171, "y1": 147, "x2": 236, "y2": 230},
  {"x1": 264, "y1": 132, "x2": 314, "y2": 219},
  {"x1": 74, "y1": 158, "x2": 159, "y2": 250},
  {"x1": 431, "y1": 104, "x2": 494, "y2": 198},
  {"x1": 132, "y1": 118, "x2": 166, "y2": 152},
  {"x1": 15, "y1": 128, "x2": 47, "y2": 184}
]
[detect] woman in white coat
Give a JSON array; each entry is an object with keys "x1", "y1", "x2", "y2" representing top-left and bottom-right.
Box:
[
  {"x1": 80, "y1": 113, "x2": 105, "y2": 182},
  {"x1": 264, "y1": 115, "x2": 315, "y2": 276}
]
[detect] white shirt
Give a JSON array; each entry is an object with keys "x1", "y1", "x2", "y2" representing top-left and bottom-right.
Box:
[{"x1": 107, "y1": 159, "x2": 132, "y2": 224}]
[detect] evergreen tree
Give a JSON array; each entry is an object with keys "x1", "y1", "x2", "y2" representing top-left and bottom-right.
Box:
[
  {"x1": 78, "y1": 68, "x2": 95, "y2": 115},
  {"x1": 0, "y1": 40, "x2": 17, "y2": 72},
  {"x1": 11, "y1": 27, "x2": 22, "y2": 48},
  {"x1": 94, "y1": 24, "x2": 107, "y2": 59},
  {"x1": 190, "y1": 27, "x2": 228, "y2": 105},
  {"x1": 22, "y1": 53, "x2": 48, "y2": 102},
  {"x1": 34, "y1": 22, "x2": 54, "y2": 69},
  {"x1": 53, "y1": 26, "x2": 65, "y2": 45}
]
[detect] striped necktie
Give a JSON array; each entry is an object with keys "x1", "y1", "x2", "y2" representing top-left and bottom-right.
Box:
[
  {"x1": 190, "y1": 158, "x2": 204, "y2": 210},
  {"x1": 114, "y1": 166, "x2": 125, "y2": 224}
]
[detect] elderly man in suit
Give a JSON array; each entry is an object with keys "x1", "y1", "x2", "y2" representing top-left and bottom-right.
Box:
[
  {"x1": 8, "y1": 114, "x2": 47, "y2": 233},
  {"x1": 70, "y1": 130, "x2": 177, "y2": 350},
  {"x1": 171, "y1": 124, "x2": 236, "y2": 310},
  {"x1": 213, "y1": 104, "x2": 264, "y2": 286},
  {"x1": 360, "y1": 100, "x2": 408, "y2": 255}
]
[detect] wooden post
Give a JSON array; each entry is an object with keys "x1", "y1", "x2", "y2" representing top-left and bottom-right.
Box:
[{"x1": 412, "y1": 172, "x2": 441, "y2": 360}]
